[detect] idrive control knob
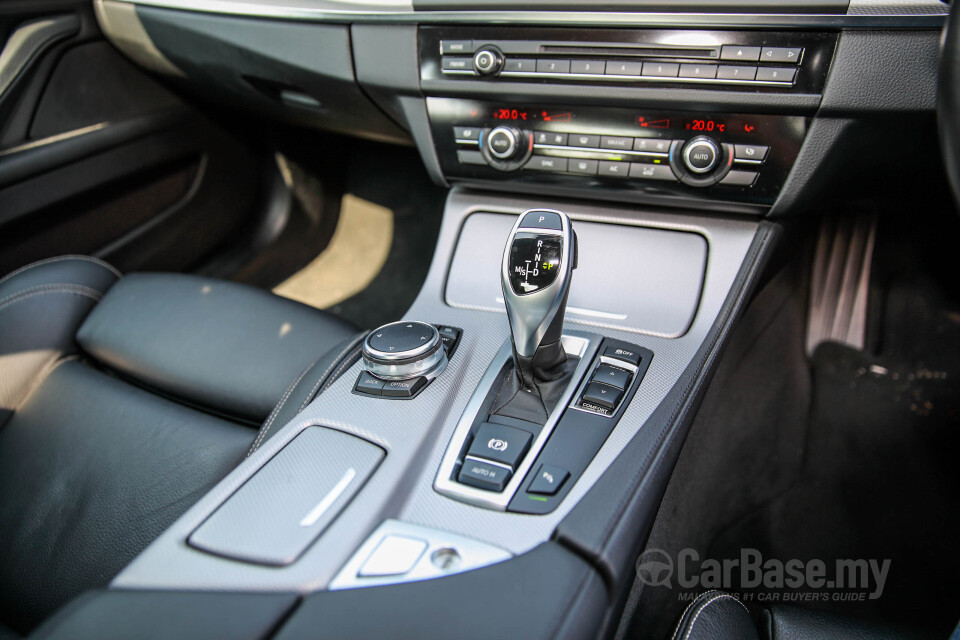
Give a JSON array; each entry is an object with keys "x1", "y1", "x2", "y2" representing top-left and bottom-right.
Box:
[{"x1": 362, "y1": 321, "x2": 448, "y2": 380}]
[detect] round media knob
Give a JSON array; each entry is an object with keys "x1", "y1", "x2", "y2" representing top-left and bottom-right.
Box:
[
  {"x1": 682, "y1": 136, "x2": 721, "y2": 174},
  {"x1": 473, "y1": 48, "x2": 503, "y2": 75},
  {"x1": 487, "y1": 126, "x2": 521, "y2": 160},
  {"x1": 362, "y1": 321, "x2": 447, "y2": 380}
]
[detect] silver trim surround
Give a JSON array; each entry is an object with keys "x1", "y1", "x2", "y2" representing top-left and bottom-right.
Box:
[
  {"x1": 532, "y1": 143, "x2": 670, "y2": 159},
  {"x1": 299, "y1": 468, "x2": 357, "y2": 527},
  {"x1": 434, "y1": 332, "x2": 597, "y2": 511},
  {"x1": 447, "y1": 69, "x2": 795, "y2": 87},
  {"x1": 102, "y1": 0, "x2": 946, "y2": 28},
  {"x1": 328, "y1": 519, "x2": 512, "y2": 590}
]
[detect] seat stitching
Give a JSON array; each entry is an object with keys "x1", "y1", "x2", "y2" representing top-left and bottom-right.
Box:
[
  {"x1": 676, "y1": 592, "x2": 750, "y2": 640},
  {"x1": 0, "y1": 286, "x2": 103, "y2": 313},
  {"x1": 245, "y1": 359, "x2": 319, "y2": 458},
  {"x1": 670, "y1": 590, "x2": 723, "y2": 640},
  {"x1": 0, "y1": 255, "x2": 121, "y2": 286},
  {"x1": 316, "y1": 345, "x2": 363, "y2": 396},
  {"x1": 297, "y1": 332, "x2": 368, "y2": 413}
]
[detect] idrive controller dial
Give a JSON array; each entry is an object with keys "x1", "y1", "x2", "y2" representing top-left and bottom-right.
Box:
[
  {"x1": 354, "y1": 321, "x2": 462, "y2": 399},
  {"x1": 362, "y1": 321, "x2": 446, "y2": 380}
]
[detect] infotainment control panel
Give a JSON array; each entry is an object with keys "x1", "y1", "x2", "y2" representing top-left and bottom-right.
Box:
[
  {"x1": 426, "y1": 97, "x2": 807, "y2": 207},
  {"x1": 420, "y1": 27, "x2": 838, "y2": 95}
]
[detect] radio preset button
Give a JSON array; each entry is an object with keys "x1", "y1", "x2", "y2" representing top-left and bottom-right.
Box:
[
  {"x1": 756, "y1": 67, "x2": 796, "y2": 83},
  {"x1": 605, "y1": 61, "x2": 643, "y2": 76},
  {"x1": 571, "y1": 60, "x2": 605, "y2": 74},
  {"x1": 503, "y1": 58, "x2": 536, "y2": 72},
  {"x1": 536, "y1": 59, "x2": 571, "y2": 73},
  {"x1": 679, "y1": 63, "x2": 718, "y2": 79},
  {"x1": 717, "y1": 65, "x2": 757, "y2": 81},
  {"x1": 642, "y1": 62, "x2": 680, "y2": 77}
]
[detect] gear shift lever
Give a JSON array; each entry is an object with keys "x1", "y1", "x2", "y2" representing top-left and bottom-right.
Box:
[{"x1": 501, "y1": 209, "x2": 577, "y2": 387}]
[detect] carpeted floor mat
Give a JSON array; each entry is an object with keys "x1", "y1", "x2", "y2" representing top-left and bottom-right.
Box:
[{"x1": 623, "y1": 216, "x2": 960, "y2": 639}]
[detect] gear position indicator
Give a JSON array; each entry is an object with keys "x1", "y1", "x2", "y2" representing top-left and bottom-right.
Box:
[{"x1": 507, "y1": 233, "x2": 563, "y2": 295}]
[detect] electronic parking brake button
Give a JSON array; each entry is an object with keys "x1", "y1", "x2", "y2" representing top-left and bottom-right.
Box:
[{"x1": 467, "y1": 422, "x2": 532, "y2": 469}]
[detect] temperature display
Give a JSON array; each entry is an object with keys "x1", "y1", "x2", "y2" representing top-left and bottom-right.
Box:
[
  {"x1": 508, "y1": 233, "x2": 563, "y2": 295},
  {"x1": 687, "y1": 119, "x2": 726, "y2": 133},
  {"x1": 493, "y1": 108, "x2": 530, "y2": 121},
  {"x1": 635, "y1": 114, "x2": 758, "y2": 134}
]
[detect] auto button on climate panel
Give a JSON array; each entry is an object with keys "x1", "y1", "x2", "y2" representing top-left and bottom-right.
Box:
[{"x1": 467, "y1": 422, "x2": 532, "y2": 469}]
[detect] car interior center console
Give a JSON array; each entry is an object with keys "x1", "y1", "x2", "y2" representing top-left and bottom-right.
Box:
[{"x1": 57, "y1": 2, "x2": 933, "y2": 635}]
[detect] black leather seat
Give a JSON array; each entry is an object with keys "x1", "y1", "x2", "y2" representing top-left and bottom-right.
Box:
[
  {"x1": 671, "y1": 591, "x2": 938, "y2": 640},
  {"x1": 0, "y1": 256, "x2": 363, "y2": 637}
]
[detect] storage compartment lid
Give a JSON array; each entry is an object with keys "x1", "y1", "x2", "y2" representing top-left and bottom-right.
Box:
[{"x1": 189, "y1": 427, "x2": 384, "y2": 566}]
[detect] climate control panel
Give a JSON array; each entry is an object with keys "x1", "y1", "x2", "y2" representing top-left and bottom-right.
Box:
[{"x1": 427, "y1": 97, "x2": 807, "y2": 209}]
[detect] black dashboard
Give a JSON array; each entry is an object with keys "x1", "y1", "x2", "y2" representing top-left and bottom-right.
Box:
[{"x1": 96, "y1": 0, "x2": 946, "y2": 217}]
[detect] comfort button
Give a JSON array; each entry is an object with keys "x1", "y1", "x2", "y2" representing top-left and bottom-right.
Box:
[{"x1": 381, "y1": 377, "x2": 427, "y2": 398}]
